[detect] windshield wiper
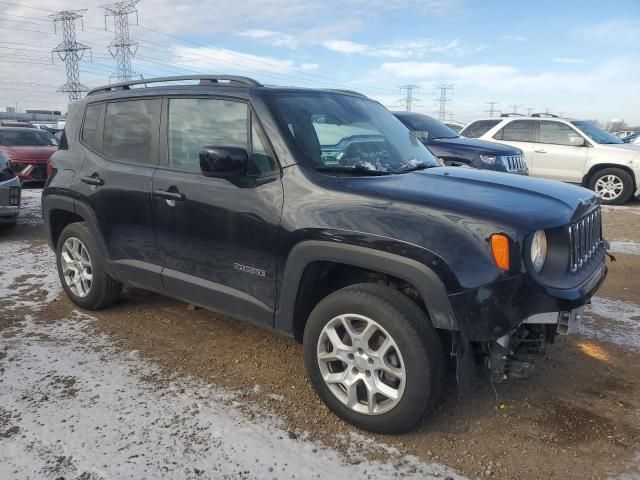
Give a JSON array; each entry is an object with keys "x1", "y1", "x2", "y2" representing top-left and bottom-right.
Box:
[
  {"x1": 395, "y1": 163, "x2": 433, "y2": 174},
  {"x1": 315, "y1": 165, "x2": 392, "y2": 176}
]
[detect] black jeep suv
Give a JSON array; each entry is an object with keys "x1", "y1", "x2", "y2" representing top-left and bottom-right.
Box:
[{"x1": 43, "y1": 76, "x2": 608, "y2": 434}]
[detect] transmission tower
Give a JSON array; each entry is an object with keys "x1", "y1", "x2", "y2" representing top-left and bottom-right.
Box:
[
  {"x1": 526, "y1": 107, "x2": 533, "y2": 116},
  {"x1": 433, "y1": 84, "x2": 454, "y2": 121},
  {"x1": 50, "y1": 10, "x2": 91, "y2": 103},
  {"x1": 398, "y1": 85, "x2": 421, "y2": 112},
  {"x1": 485, "y1": 101, "x2": 499, "y2": 117},
  {"x1": 102, "y1": 0, "x2": 141, "y2": 82},
  {"x1": 509, "y1": 104, "x2": 522, "y2": 114}
]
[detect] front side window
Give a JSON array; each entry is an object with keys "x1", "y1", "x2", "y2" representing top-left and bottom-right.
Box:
[
  {"x1": 103, "y1": 99, "x2": 160, "y2": 164},
  {"x1": 81, "y1": 104, "x2": 101, "y2": 148},
  {"x1": 571, "y1": 121, "x2": 622, "y2": 145},
  {"x1": 168, "y1": 98, "x2": 248, "y2": 172},
  {"x1": 460, "y1": 119, "x2": 500, "y2": 138},
  {"x1": 495, "y1": 120, "x2": 537, "y2": 142},
  {"x1": 272, "y1": 92, "x2": 438, "y2": 174},
  {"x1": 538, "y1": 121, "x2": 582, "y2": 146}
]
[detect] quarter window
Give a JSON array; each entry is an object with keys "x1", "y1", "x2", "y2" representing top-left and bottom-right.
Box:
[
  {"x1": 103, "y1": 99, "x2": 160, "y2": 164},
  {"x1": 495, "y1": 120, "x2": 537, "y2": 142},
  {"x1": 168, "y1": 98, "x2": 248, "y2": 173},
  {"x1": 250, "y1": 121, "x2": 277, "y2": 175},
  {"x1": 539, "y1": 121, "x2": 581, "y2": 146},
  {"x1": 461, "y1": 119, "x2": 500, "y2": 138},
  {"x1": 81, "y1": 104, "x2": 101, "y2": 148}
]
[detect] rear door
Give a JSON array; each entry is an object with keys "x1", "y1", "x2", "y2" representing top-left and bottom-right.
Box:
[
  {"x1": 75, "y1": 98, "x2": 163, "y2": 290},
  {"x1": 531, "y1": 120, "x2": 588, "y2": 183},
  {"x1": 152, "y1": 96, "x2": 283, "y2": 326},
  {"x1": 491, "y1": 120, "x2": 537, "y2": 170}
]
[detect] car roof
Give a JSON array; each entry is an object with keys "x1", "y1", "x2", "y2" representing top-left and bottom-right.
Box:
[{"x1": 0, "y1": 126, "x2": 48, "y2": 133}]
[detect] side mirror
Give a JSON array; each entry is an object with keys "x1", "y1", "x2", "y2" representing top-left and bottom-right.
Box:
[
  {"x1": 412, "y1": 130, "x2": 429, "y2": 142},
  {"x1": 569, "y1": 136, "x2": 586, "y2": 147},
  {"x1": 200, "y1": 146, "x2": 248, "y2": 178}
]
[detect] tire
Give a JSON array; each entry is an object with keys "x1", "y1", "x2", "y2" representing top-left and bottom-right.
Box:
[
  {"x1": 55, "y1": 222, "x2": 122, "y2": 310},
  {"x1": 303, "y1": 283, "x2": 445, "y2": 434},
  {"x1": 588, "y1": 168, "x2": 634, "y2": 205}
]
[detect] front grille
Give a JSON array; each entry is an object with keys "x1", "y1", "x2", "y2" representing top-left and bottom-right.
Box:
[
  {"x1": 502, "y1": 155, "x2": 527, "y2": 172},
  {"x1": 31, "y1": 164, "x2": 47, "y2": 180},
  {"x1": 568, "y1": 208, "x2": 602, "y2": 273}
]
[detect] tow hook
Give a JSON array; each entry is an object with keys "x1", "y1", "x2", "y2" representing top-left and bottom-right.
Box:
[{"x1": 486, "y1": 334, "x2": 535, "y2": 383}]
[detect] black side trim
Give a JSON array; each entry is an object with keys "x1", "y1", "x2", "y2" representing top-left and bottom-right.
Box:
[
  {"x1": 162, "y1": 268, "x2": 274, "y2": 327},
  {"x1": 274, "y1": 241, "x2": 458, "y2": 333}
]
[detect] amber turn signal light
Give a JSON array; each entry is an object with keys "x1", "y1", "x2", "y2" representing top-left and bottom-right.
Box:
[{"x1": 491, "y1": 234, "x2": 510, "y2": 270}]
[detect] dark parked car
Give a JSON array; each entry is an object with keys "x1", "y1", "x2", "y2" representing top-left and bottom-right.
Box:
[
  {"x1": 44, "y1": 76, "x2": 608, "y2": 433},
  {"x1": 0, "y1": 127, "x2": 58, "y2": 184},
  {"x1": 394, "y1": 112, "x2": 528, "y2": 174},
  {"x1": 0, "y1": 152, "x2": 21, "y2": 228}
]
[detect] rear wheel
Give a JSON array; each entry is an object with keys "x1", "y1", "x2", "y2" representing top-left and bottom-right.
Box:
[
  {"x1": 588, "y1": 168, "x2": 633, "y2": 205},
  {"x1": 56, "y1": 222, "x2": 122, "y2": 310},
  {"x1": 303, "y1": 283, "x2": 444, "y2": 433}
]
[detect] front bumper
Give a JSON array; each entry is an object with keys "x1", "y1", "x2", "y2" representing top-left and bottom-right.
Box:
[
  {"x1": 12, "y1": 162, "x2": 48, "y2": 183},
  {"x1": 448, "y1": 261, "x2": 607, "y2": 341}
]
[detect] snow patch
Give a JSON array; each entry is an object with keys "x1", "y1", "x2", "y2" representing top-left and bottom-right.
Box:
[
  {"x1": 609, "y1": 240, "x2": 640, "y2": 255},
  {"x1": 17, "y1": 188, "x2": 43, "y2": 226},
  {"x1": 581, "y1": 297, "x2": 640, "y2": 351},
  {"x1": 0, "y1": 313, "x2": 468, "y2": 480},
  {"x1": 602, "y1": 204, "x2": 640, "y2": 216}
]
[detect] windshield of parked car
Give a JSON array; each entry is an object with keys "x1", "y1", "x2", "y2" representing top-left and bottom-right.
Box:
[
  {"x1": 0, "y1": 129, "x2": 59, "y2": 146},
  {"x1": 272, "y1": 92, "x2": 439, "y2": 174},
  {"x1": 571, "y1": 121, "x2": 623, "y2": 144},
  {"x1": 397, "y1": 113, "x2": 459, "y2": 139}
]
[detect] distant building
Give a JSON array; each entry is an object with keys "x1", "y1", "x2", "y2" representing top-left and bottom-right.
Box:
[{"x1": 0, "y1": 108, "x2": 64, "y2": 122}]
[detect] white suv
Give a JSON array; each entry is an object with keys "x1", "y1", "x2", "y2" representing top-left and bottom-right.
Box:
[{"x1": 461, "y1": 116, "x2": 640, "y2": 204}]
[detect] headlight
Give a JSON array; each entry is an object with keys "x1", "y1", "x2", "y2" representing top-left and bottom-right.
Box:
[
  {"x1": 479, "y1": 154, "x2": 497, "y2": 165},
  {"x1": 530, "y1": 230, "x2": 547, "y2": 272}
]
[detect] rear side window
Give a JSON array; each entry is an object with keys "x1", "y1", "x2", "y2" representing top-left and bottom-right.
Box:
[
  {"x1": 103, "y1": 99, "x2": 160, "y2": 164},
  {"x1": 81, "y1": 104, "x2": 101, "y2": 149},
  {"x1": 495, "y1": 120, "x2": 537, "y2": 142},
  {"x1": 461, "y1": 120, "x2": 500, "y2": 138},
  {"x1": 539, "y1": 121, "x2": 581, "y2": 146}
]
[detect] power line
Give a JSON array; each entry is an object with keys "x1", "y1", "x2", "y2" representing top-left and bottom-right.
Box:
[
  {"x1": 509, "y1": 104, "x2": 522, "y2": 114},
  {"x1": 485, "y1": 101, "x2": 499, "y2": 117},
  {"x1": 50, "y1": 9, "x2": 91, "y2": 103},
  {"x1": 397, "y1": 85, "x2": 421, "y2": 112},
  {"x1": 102, "y1": 0, "x2": 140, "y2": 82},
  {"x1": 433, "y1": 83, "x2": 454, "y2": 121}
]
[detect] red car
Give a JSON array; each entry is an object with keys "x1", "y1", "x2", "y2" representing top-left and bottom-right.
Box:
[{"x1": 0, "y1": 127, "x2": 58, "y2": 184}]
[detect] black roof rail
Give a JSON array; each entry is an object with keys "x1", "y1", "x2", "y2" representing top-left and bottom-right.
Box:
[
  {"x1": 500, "y1": 113, "x2": 525, "y2": 117},
  {"x1": 87, "y1": 75, "x2": 263, "y2": 96},
  {"x1": 328, "y1": 89, "x2": 367, "y2": 98},
  {"x1": 531, "y1": 112, "x2": 559, "y2": 118}
]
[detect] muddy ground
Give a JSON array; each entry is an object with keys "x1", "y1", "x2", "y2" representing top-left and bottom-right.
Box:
[{"x1": 2, "y1": 190, "x2": 640, "y2": 480}]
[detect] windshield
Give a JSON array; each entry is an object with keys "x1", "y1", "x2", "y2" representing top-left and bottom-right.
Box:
[
  {"x1": 0, "y1": 129, "x2": 59, "y2": 146},
  {"x1": 571, "y1": 121, "x2": 623, "y2": 144},
  {"x1": 272, "y1": 93, "x2": 439, "y2": 174},
  {"x1": 397, "y1": 113, "x2": 458, "y2": 139}
]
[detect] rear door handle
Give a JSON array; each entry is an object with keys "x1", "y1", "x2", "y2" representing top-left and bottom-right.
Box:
[
  {"x1": 534, "y1": 149, "x2": 547, "y2": 154},
  {"x1": 153, "y1": 189, "x2": 185, "y2": 201},
  {"x1": 81, "y1": 174, "x2": 104, "y2": 186}
]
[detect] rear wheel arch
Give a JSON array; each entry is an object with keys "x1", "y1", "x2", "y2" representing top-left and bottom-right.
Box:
[{"x1": 275, "y1": 241, "x2": 458, "y2": 342}]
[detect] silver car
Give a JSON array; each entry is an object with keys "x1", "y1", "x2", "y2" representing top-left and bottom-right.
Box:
[{"x1": 0, "y1": 152, "x2": 20, "y2": 228}]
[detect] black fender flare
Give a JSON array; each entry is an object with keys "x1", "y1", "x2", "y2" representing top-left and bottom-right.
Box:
[
  {"x1": 274, "y1": 240, "x2": 458, "y2": 333},
  {"x1": 42, "y1": 194, "x2": 76, "y2": 249}
]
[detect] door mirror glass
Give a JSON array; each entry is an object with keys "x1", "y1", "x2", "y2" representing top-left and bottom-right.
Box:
[
  {"x1": 569, "y1": 136, "x2": 586, "y2": 147},
  {"x1": 412, "y1": 130, "x2": 429, "y2": 142},
  {"x1": 200, "y1": 146, "x2": 248, "y2": 178}
]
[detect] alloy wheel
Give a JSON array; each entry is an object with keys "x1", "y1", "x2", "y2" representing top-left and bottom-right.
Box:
[
  {"x1": 594, "y1": 174, "x2": 624, "y2": 201},
  {"x1": 316, "y1": 314, "x2": 406, "y2": 415},
  {"x1": 61, "y1": 237, "x2": 93, "y2": 298}
]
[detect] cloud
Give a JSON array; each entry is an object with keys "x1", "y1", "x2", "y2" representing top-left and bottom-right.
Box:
[
  {"x1": 300, "y1": 63, "x2": 319, "y2": 71},
  {"x1": 321, "y1": 38, "x2": 485, "y2": 58},
  {"x1": 575, "y1": 18, "x2": 640, "y2": 43},
  {"x1": 170, "y1": 46, "x2": 296, "y2": 74},
  {"x1": 501, "y1": 35, "x2": 527, "y2": 42},
  {"x1": 553, "y1": 57, "x2": 584, "y2": 64},
  {"x1": 238, "y1": 30, "x2": 298, "y2": 49}
]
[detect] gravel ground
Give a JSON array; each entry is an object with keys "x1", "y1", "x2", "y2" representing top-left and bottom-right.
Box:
[{"x1": 1, "y1": 188, "x2": 640, "y2": 480}]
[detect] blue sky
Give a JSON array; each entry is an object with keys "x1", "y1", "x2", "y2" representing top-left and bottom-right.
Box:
[{"x1": 1, "y1": 0, "x2": 639, "y2": 123}]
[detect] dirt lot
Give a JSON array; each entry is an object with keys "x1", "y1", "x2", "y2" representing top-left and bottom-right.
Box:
[{"x1": 1, "y1": 189, "x2": 640, "y2": 480}]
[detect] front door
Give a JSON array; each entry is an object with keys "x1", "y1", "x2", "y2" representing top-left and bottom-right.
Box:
[
  {"x1": 531, "y1": 120, "x2": 588, "y2": 182},
  {"x1": 152, "y1": 97, "x2": 284, "y2": 326}
]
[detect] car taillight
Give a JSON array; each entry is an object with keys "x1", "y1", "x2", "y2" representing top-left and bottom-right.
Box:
[
  {"x1": 9, "y1": 186, "x2": 20, "y2": 206},
  {"x1": 47, "y1": 160, "x2": 53, "y2": 178}
]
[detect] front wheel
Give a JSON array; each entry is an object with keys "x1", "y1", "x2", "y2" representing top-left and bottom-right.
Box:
[
  {"x1": 588, "y1": 168, "x2": 634, "y2": 205},
  {"x1": 303, "y1": 283, "x2": 444, "y2": 433}
]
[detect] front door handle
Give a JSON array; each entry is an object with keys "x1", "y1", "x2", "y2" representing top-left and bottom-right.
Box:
[
  {"x1": 153, "y1": 189, "x2": 185, "y2": 201},
  {"x1": 534, "y1": 149, "x2": 547, "y2": 154},
  {"x1": 81, "y1": 174, "x2": 104, "y2": 186}
]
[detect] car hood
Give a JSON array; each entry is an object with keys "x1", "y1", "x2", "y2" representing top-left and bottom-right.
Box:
[
  {"x1": 343, "y1": 167, "x2": 598, "y2": 231},
  {"x1": 427, "y1": 136, "x2": 521, "y2": 155},
  {"x1": 593, "y1": 143, "x2": 640, "y2": 156},
  {"x1": 0, "y1": 145, "x2": 57, "y2": 163}
]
